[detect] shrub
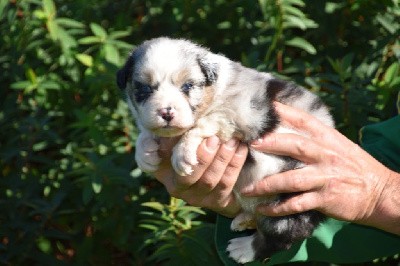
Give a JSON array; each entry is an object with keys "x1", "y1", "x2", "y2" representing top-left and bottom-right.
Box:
[{"x1": 0, "y1": 0, "x2": 398, "y2": 265}]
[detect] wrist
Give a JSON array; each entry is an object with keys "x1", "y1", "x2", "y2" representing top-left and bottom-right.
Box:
[{"x1": 367, "y1": 169, "x2": 400, "y2": 235}]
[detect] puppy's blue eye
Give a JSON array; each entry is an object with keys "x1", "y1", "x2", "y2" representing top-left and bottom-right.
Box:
[{"x1": 182, "y1": 82, "x2": 194, "y2": 93}]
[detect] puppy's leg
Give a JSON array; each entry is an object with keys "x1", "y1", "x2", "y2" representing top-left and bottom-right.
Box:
[
  {"x1": 171, "y1": 115, "x2": 231, "y2": 176},
  {"x1": 231, "y1": 212, "x2": 257, "y2": 231},
  {"x1": 171, "y1": 126, "x2": 217, "y2": 176},
  {"x1": 227, "y1": 220, "x2": 286, "y2": 264},
  {"x1": 135, "y1": 130, "x2": 161, "y2": 172}
]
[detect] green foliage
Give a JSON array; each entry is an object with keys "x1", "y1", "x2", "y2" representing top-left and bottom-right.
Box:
[
  {"x1": 140, "y1": 198, "x2": 221, "y2": 266},
  {"x1": 0, "y1": 0, "x2": 399, "y2": 265}
]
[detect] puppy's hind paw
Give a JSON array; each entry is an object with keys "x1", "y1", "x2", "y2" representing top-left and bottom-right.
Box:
[{"x1": 227, "y1": 235, "x2": 256, "y2": 264}]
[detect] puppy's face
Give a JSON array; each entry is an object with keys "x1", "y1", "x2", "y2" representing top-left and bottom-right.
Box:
[{"x1": 117, "y1": 38, "x2": 218, "y2": 137}]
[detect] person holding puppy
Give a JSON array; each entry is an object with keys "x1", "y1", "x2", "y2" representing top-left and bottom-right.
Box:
[{"x1": 154, "y1": 101, "x2": 400, "y2": 264}]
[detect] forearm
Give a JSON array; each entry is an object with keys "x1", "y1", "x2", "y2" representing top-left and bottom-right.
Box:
[{"x1": 366, "y1": 169, "x2": 400, "y2": 235}]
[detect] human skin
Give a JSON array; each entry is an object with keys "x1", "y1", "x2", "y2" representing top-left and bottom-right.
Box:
[
  {"x1": 154, "y1": 102, "x2": 400, "y2": 235},
  {"x1": 154, "y1": 136, "x2": 246, "y2": 217}
]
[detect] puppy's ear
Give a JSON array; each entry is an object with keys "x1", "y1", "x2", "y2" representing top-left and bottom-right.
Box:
[
  {"x1": 197, "y1": 53, "x2": 219, "y2": 86},
  {"x1": 116, "y1": 55, "x2": 134, "y2": 90}
]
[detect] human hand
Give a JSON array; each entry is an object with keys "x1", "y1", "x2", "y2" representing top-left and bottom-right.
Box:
[
  {"x1": 242, "y1": 102, "x2": 400, "y2": 235},
  {"x1": 153, "y1": 136, "x2": 248, "y2": 218}
]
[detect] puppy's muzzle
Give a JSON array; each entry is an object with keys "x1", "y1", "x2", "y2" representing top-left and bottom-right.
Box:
[{"x1": 158, "y1": 107, "x2": 175, "y2": 122}]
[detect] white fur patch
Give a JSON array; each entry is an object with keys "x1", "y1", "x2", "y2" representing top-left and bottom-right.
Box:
[{"x1": 227, "y1": 235, "x2": 256, "y2": 264}]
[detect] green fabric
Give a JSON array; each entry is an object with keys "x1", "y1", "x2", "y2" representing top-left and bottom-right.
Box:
[{"x1": 215, "y1": 114, "x2": 400, "y2": 265}]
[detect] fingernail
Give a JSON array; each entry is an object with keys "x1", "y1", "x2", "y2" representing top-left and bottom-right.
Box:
[
  {"x1": 251, "y1": 138, "x2": 263, "y2": 146},
  {"x1": 206, "y1": 136, "x2": 220, "y2": 151},
  {"x1": 241, "y1": 184, "x2": 254, "y2": 194},
  {"x1": 225, "y1": 138, "x2": 238, "y2": 149}
]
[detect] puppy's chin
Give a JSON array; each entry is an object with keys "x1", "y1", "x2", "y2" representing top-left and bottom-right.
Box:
[{"x1": 152, "y1": 127, "x2": 189, "y2": 138}]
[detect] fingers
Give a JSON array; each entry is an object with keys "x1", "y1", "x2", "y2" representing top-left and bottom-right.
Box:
[
  {"x1": 273, "y1": 102, "x2": 331, "y2": 137},
  {"x1": 165, "y1": 137, "x2": 247, "y2": 198},
  {"x1": 168, "y1": 138, "x2": 247, "y2": 217},
  {"x1": 256, "y1": 191, "x2": 322, "y2": 216},
  {"x1": 251, "y1": 133, "x2": 328, "y2": 164},
  {"x1": 241, "y1": 167, "x2": 326, "y2": 196},
  {"x1": 192, "y1": 138, "x2": 241, "y2": 191}
]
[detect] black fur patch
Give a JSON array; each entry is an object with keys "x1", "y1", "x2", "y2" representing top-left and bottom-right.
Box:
[
  {"x1": 116, "y1": 55, "x2": 135, "y2": 90},
  {"x1": 197, "y1": 56, "x2": 219, "y2": 86},
  {"x1": 258, "y1": 101, "x2": 279, "y2": 138},
  {"x1": 280, "y1": 156, "x2": 302, "y2": 172},
  {"x1": 133, "y1": 81, "x2": 155, "y2": 103},
  {"x1": 266, "y1": 79, "x2": 305, "y2": 103},
  {"x1": 309, "y1": 97, "x2": 324, "y2": 111},
  {"x1": 254, "y1": 211, "x2": 325, "y2": 260}
]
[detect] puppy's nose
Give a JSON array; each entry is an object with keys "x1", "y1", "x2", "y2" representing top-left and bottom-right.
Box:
[{"x1": 158, "y1": 107, "x2": 174, "y2": 122}]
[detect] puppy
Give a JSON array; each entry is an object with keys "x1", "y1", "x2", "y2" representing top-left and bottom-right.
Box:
[{"x1": 117, "y1": 37, "x2": 334, "y2": 263}]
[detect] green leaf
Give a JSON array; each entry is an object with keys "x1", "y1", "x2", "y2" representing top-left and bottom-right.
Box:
[
  {"x1": 56, "y1": 26, "x2": 78, "y2": 50},
  {"x1": 40, "y1": 80, "x2": 61, "y2": 90},
  {"x1": 142, "y1": 202, "x2": 165, "y2": 212},
  {"x1": 10, "y1": 81, "x2": 32, "y2": 90},
  {"x1": 36, "y1": 237, "x2": 52, "y2": 254},
  {"x1": 282, "y1": 0, "x2": 305, "y2": 6},
  {"x1": 56, "y1": 18, "x2": 85, "y2": 29},
  {"x1": 283, "y1": 5, "x2": 305, "y2": 19},
  {"x1": 78, "y1": 36, "x2": 102, "y2": 45},
  {"x1": 376, "y1": 14, "x2": 397, "y2": 34},
  {"x1": 284, "y1": 15, "x2": 307, "y2": 30},
  {"x1": 109, "y1": 30, "x2": 131, "y2": 39},
  {"x1": 217, "y1": 21, "x2": 231, "y2": 29},
  {"x1": 76, "y1": 53, "x2": 93, "y2": 67},
  {"x1": 26, "y1": 68, "x2": 37, "y2": 84},
  {"x1": 46, "y1": 19, "x2": 59, "y2": 41},
  {"x1": 90, "y1": 23, "x2": 107, "y2": 38},
  {"x1": 285, "y1": 37, "x2": 316, "y2": 54},
  {"x1": 104, "y1": 43, "x2": 120, "y2": 65},
  {"x1": 92, "y1": 181, "x2": 102, "y2": 194},
  {"x1": 325, "y1": 2, "x2": 346, "y2": 13},
  {"x1": 106, "y1": 39, "x2": 134, "y2": 50},
  {"x1": 384, "y1": 63, "x2": 400, "y2": 84},
  {"x1": 43, "y1": 0, "x2": 56, "y2": 18},
  {"x1": 0, "y1": 0, "x2": 8, "y2": 18}
]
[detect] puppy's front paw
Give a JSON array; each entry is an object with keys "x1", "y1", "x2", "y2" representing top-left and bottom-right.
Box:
[
  {"x1": 135, "y1": 134, "x2": 161, "y2": 172},
  {"x1": 227, "y1": 235, "x2": 256, "y2": 264},
  {"x1": 171, "y1": 142, "x2": 198, "y2": 176}
]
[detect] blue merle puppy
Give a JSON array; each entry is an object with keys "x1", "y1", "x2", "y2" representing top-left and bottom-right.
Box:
[{"x1": 117, "y1": 37, "x2": 334, "y2": 263}]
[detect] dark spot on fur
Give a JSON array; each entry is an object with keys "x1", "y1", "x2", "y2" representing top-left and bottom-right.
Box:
[
  {"x1": 245, "y1": 149, "x2": 256, "y2": 164},
  {"x1": 116, "y1": 55, "x2": 135, "y2": 90},
  {"x1": 253, "y1": 211, "x2": 325, "y2": 260},
  {"x1": 197, "y1": 56, "x2": 218, "y2": 86},
  {"x1": 258, "y1": 105, "x2": 279, "y2": 137},
  {"x1": 250, "y1": 97, "x2": 264, "y2": 111},
  {"x1": 266, "y1": 79, "x2": 305, "y2": 103},
  {"x1": 280, "y1": 156, "x2": 301, "y2": 172},
  {"x1": 133, "y1": 81, "x2": 155, "y2": 103},
  {"x1": 309, "y1": 97, "x2": 324, "y2": 111}
]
